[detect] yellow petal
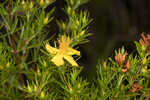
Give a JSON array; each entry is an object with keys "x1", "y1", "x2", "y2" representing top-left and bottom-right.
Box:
[
  {"x1": 64, "y1": 55, "x2": 78, "y2": 66},
  {"x1": 45, "y1": 43, "x2": 58, "y2": 54},
  {"x1": 51, "y1": 54, "x2": 64, "y2": 66},
  {"x1": 67, "y1": 47, "x2": 80, "y2": 56}
]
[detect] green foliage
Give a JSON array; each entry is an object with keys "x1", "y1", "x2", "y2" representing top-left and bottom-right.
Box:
[{"x1": 0, "y1": 0, "x2": 150, "y2": 100}]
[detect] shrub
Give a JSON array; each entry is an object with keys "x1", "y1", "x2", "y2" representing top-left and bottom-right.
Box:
[{"x1": 0, "y1": 0, "x2": 150, "y2": 100}]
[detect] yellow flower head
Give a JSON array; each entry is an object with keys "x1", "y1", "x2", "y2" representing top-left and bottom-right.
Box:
[
  {"x1": 46, "y1": 35, "x2": 80, "y2": 66},
  {"x1": 58, "y1": 35, "x2": 72, "y2": 54}
]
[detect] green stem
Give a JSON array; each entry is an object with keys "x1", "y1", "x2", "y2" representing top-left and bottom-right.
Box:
[
  {"x1": 117, "y1": 74, "x2": 124, "y2": 89},
  {"x1": 61, "y1": 71, "x2": 70, "y2": 90}
]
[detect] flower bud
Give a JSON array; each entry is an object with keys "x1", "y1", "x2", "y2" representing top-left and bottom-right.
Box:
[
  {"x1": 131, "y1": 83, "x2": 142, "y2": 92},
  {"x1": 62, "y1": 23, "x2": 66, "y2": 30},
  {"x1": 22, "y1": 0, "x2": 27, "y2": 9},
  {"x1": 6, "y1": 62, "x2": 10, "y2": 68},
  {"x1": 103, "y1": 61, "x2": 107, "y2": 69},
  {"x1": 40, "y1": 0, "x2": 44, "y2": 6},
  {"x1": 141, "y1": 67, "x2": 147, "y2": 73},
  {"x1": 76, "y1": 20, "x2": 80, "y2": 26},
  {"x1": 80, "y1": 30, "x2": 85, "y2": 36},
  {"x1": 115, "y1": 51, "x2": 127, "y2": 66},
  {"x1": 22, "y1": 0, "x2": 25, "y2": 5},
  {"x1": 43, "y1": 60, "x2": 47, "y2": 67},
  {"x1": 142, "y1": 57, "x2": 147, "y2": 65},
  {"x1": 44, "y1": 16, "x2": 49, "y2": 24},
  {"x1": 34, "y1": 85, "x2": 38, "y2": 92},
  {"x1": 69, "y1": 88, "x2": 72, "y2": 93},
  {"x1": 40, "y1": 91, "x2": 45, "y2": 98},
  {"x1": 46, "y1": 0, "x2": 51, "y2": 4},
  {"x1": 67, "y1": 7, "x2": 72, "y2": 15},
  {"x1": 83, "y1": 16, "x2": 87, "y2": 24},
  {"x1": 29, "y1": 2, "x2": 33, "y2": 9},
  {"x1": 78, "y1": 83, "x2": 81, "y2": 88},
  {"x1": 27, "y1": 85, "x2": 32, "y2": 93},
  {"x1": 0, "y1": 65, "x2": 3, "y2": 70},
  {"x1": 37, "y1": 69, "x2": 41, "y2": 76},
  {"x1": 141, "y1": 45, "x2": 146, "y2": 51}
]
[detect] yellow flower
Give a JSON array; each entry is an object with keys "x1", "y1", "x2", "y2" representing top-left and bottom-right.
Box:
[{"x1": 46, "y1": 35, "x2": 80, "y2": 66}]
